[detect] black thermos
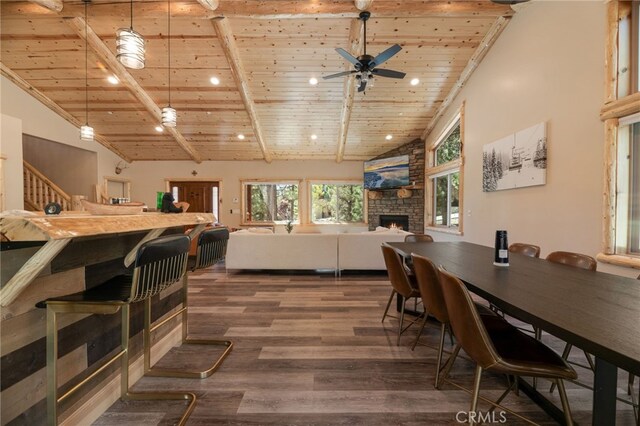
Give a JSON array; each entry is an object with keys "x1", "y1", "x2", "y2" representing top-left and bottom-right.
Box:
[{"x1": 494, "y1": 230, "x2": 509, "y2": 267}]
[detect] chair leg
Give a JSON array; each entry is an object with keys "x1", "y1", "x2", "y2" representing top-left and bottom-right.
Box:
[
  {"x1": 143, "y1": 275, "x2": 233, "y2": 379},
  {"x1": 46, "y1": 308, "x2": 58, "y2": 426},
  {"x1": 434, "y1": 323, "x2": 446, "y2": 388},
  {"x1": 397, "y1": 300, "x2": 406, "y2": 346},
  {"x1": 550, "y1": 343, "x2": 573, "y2": 394},
  {"x1": 381, "y1": 289, "x2": 396, "y2": 323},
  {"x1": 469, "y1": 365, "x2": 483, "y2": 426},
  {"x1": 555, "y1": 379, "x2": 574, "y2": 426},
  {"x1": 437, "y1": 343, "x2": 461, "y2": 390},
  {"x1": 583, "y1": 350, "x2": 595, "y2": 371},
  {"x1": 410, "y1": 310, "x2": 430, "y2": 351}
]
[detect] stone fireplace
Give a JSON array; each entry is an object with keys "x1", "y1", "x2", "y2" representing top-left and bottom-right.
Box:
[{"x1": 379, "y1": 215, "x2": 409, "y2": 230}]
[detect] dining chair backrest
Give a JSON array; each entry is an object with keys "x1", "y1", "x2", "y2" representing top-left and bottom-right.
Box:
[
  {"x1": 130, "y1": 235, "x2": 190, "y2": 303},
  {"x1": 405, "y1": 234, "x2": 434, "y2": 243},
  {"x1": 381, "y1": 244, "x2": 415, "y2": 298},
  {"x1": 438, "y1": 267, "x2": 500, "y2": 369},
  {"x1": 509, "y1": 243, "x2": 541, "y2": 258},
  {"x1": 546, "y1": 251, "x2": 597, "y2": 271},
  {"x1": 411, "y1": 253, "x2": 448, "y2": 324},
  {"x1": 194, "y1": 227, "x2": 229, "y2": 270}
]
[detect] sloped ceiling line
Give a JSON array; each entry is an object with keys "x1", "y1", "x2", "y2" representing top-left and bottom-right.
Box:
[
  {"x1": 66, "y1": 17, "x2": 203, "y2": 163},
  {"x1": 0, "y1": 62, "x2": 133, "y2": 162}
]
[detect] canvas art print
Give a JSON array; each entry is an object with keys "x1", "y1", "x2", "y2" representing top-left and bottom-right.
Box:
[{"x1": 482, "y1": 122, "x2": 547, "y2": 192}]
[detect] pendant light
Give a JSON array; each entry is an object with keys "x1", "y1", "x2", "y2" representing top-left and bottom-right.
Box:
[
  {"x1": 116, "y1": 0, "x2": 145, "y2": 69},
  {"x1": 80, "y1": 0, "x2": 94, "y2": 142},
  {"x1": 161, "y1": 0, "x2": 177, "y2": 127}
]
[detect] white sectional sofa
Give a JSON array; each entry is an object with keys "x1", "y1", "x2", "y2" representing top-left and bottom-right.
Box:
[{"x1": 225, "y1": 228, "x2": 411, "y2": 272}]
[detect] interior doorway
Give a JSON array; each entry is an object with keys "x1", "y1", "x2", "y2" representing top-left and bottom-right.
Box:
[{"x1": 169, "y1": 181, "x2": 219, "y2": 219}]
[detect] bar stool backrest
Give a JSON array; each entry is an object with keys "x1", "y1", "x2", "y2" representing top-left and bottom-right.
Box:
[
  {"x1": 194, "y1": 227, "x2": 229, "y2": 270},
  {"x1": 381, "y1": 244, "x2": 415, "y2": 298},
  {"x1": 546, "y1": 251, "x2": 597, "y2": 271},
  {"x1": 438, "y1": 267, "x2": 501, "y2": 369},
  {"x1": 130, "y1": 235, "x2": 190, "y2": 303}
]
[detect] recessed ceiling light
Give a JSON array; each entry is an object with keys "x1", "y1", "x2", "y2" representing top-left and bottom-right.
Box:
[
  {"x1": 107, "y1": 111, "x2": 113, "y2": 115},
  {"x1": 107, "y1": 75, "x2": 119, "y2": 85},
  {"x1": 207, "y1": 111, "x2": 212, "y2": 115},
  {"x1": 385, "y1": 134, "x2": 393, "y2": 140},
  {"x1": 309, "y1": 77, "x2": 318, "y2": 86},
  {"x1": 237, "y1": 134, "x2": 245, "y2": 140},
  {"x1": 310, "y1": 134, "x2": 318, "y2": 140},
  {"x1": 155, "y1": 126, "x2": 163, "y2": 132},
  {"x1": 210, "y1": 76, "x2": 220, "y2": 85},
  {"x1": 410, "y1": 78, "x2": 420, "y2": 86}
]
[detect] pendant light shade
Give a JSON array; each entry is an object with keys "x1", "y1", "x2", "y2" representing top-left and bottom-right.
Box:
[
  {"x1": 116, "y1": 28, "x2": 145, "y2": 69},
  {"x1": 80, "y1": 0, "x2": 94, "y2": 142},
  {"x1": 162, "y1": 0, "x2": 177, "y2": 127},
  {"x1": 116, "y1": 0, "x2": 145, "y2": 69},
  {"x1": 80, "y1": 124, "x2": 95, "y2": 141},
  {"x1": 162, "y1": 106, "x2": 177, "y2": 127}
]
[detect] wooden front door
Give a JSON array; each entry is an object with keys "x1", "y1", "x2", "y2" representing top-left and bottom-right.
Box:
[{"x1": 169, "y1": 181, "x2": 219, "y2": 215}]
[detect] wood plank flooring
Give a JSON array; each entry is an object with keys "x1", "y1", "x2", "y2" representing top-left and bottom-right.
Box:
[{"x1": 95, "y1": 266, "x2": 638, "y2": 425}]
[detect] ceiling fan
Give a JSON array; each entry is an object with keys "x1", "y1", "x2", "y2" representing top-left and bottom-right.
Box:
[{"x1": 323, "y1": 11, "x2": 406, "y2": 92}]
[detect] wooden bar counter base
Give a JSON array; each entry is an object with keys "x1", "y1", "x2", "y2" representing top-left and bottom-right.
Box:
[{"x1": 0, "y1": 211, "x2": 214, "y2": 425}]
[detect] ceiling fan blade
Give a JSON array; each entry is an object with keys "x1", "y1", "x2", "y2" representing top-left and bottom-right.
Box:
[
  {"x1": 370, "y1": 44, "x2": 402, "y2": 68},
  {"x1": 357, "y1": 79, "x2": 367, "y2": 92},
  {"x1": 323, "y1": 70, "x2": 357, "y2": 80},
  {"x1": 335, "y1": 48, "x2": 361, "y2": 67},
  {"x1": 372, "y1": 68, "x2": 406, "y2": 79}
]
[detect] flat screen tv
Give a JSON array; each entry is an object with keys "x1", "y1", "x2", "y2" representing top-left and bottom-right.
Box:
[{"x1": 364, "y1": 154, "x2": 410, "y2": 189}]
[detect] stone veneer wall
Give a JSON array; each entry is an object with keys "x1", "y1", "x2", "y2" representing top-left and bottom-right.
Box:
[{"x1": 367, "y1": 139, "x2": 425, "y2": 233}]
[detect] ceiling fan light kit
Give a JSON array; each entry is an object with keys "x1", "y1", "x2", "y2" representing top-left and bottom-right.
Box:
[
  {"x1": 116, "y1": 0, "x2": 145, "y2": 69},
  {"x1": 324, "y1": 11, "x2": 406, "y2": 92}
]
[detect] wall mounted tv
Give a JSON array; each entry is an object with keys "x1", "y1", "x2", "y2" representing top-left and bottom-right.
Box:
[{"x1": 364, "y1": 154, "x2": 410, "y2": 190}]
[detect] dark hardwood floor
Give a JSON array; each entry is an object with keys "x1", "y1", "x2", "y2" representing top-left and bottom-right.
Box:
[{"x1": 95, "y1": 265, "x2": 637, "y2": 425}]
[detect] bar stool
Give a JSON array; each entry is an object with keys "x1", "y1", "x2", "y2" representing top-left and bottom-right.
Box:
[
  {"x1": 145, "y1": 227, "x2": 233, "y2": 378},
  {"x1": 37, "y1": 235, "x2": 196, "y2": 426}
]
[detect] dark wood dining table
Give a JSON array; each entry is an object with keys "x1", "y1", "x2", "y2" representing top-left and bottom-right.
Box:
[{"x1": 387, "y1": 241, "x2": 640, "y2": 426}]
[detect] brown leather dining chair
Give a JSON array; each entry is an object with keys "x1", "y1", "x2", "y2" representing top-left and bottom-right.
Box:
[
  {"x1": 381, "y1": 244, "x2": 422, "y2": 346},
  {"x1": 508, "y1": 243, "x2": 541, "y2": 258},
  {"x1": 405, "y1": 234, "x2": 434, "y2": 243},
  {"x1": 438, "y1": 267, "x2": 577, "y2": 426},
  {"x1": 546, "y1": 251, "x2": 597, "y2": 394}
]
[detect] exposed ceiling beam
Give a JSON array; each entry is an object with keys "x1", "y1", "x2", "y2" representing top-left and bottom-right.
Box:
[
  {"x1": 212, "y1": 17, "x2": 272, "y2": 163},
  {"x1": 354, "y1": 0, "x2": 374, "y2": 11},
  {"x1": 66, "y1": 17, "x2": 203, "y2": 163},
  {"x1": 421, "y1": 15, "x2": 512, "y2": 141},
  {"x1": 2, "y1": 1, "x2": 514, "y2": 20},
  {"x1": 0, "y1": 62, "x2": 132, "y2": 163},
  {"x1": 196, "y1": 0, "x2": 219, "y2": 11},
  {"x1": 336, "y1": 18, "x2": 364, "y2": 163}
]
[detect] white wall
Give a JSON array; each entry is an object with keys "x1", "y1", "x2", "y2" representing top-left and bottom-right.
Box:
[
  {"x1": 124, "y1": 159, "x2": 366, "y2": 231},
  {"x1": 424, "y1": 1, "x2": 636, "y2": 277},
  {"x1": 0, "y1": 75, "x2": 123, "y2": 204},
  {"x1": 0, "y1": 114, "x2": 24, "y2": 210}
]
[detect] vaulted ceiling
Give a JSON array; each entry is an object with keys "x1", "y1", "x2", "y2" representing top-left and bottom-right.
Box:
[{"x1": 1, "y1": 0, "x2": 514, "y2": 163}]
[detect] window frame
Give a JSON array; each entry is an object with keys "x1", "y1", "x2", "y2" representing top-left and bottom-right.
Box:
[
  {"x1": 307, "y1": 180, "x2": 367, "y2": 225},
  {"x1": 599, "y1": 0, "x2": 640, "y2": 269},
  {"x1": 425, "y1": 103, "x2": 465, "y2": 235},
  {"x1": 240, "y1": 179, "x2": 302, "y2": 225}
]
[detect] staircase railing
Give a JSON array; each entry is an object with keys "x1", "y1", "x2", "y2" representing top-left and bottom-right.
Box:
[{"x1": 23, "y1": 160, "x2": 71, "y2": 211}]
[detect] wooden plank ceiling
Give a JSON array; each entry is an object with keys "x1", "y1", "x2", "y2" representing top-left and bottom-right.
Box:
[{"x1": 0, "y1": 0, "x2": 514, "y2": 162}]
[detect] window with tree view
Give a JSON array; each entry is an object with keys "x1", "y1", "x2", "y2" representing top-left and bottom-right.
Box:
[
  {"x1": 244, "y1": 182, "x2": 299, "y2": 223},
  {"x1": 311, "y1": 183, "x2": 364, "y2": 223},
  {"x1": 427, "y1": 110, "x2": 463, "y2": 232}
]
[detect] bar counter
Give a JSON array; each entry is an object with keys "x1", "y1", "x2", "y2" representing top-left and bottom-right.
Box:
[{"x1": 0, "y1": 212, "x2": 214, "y2": 424}]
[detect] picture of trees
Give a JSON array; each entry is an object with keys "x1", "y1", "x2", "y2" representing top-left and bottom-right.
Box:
[{"x1": 482, "y1": 122, "x2": 547, "y2": 192}]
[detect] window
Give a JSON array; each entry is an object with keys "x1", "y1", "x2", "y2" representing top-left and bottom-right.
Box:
[
  {"x1": 310, "y1": 183, "x2": 364, "y2": 224},
  {"x1": 615, "y1": 114, "x2": 640, "y2": 255},
  {"x1": 426, "y1": 105, "x2": 464, "y2": 233},
  {"x1": 242, "y1": 181, "x2": 299, "y2": 223}
]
